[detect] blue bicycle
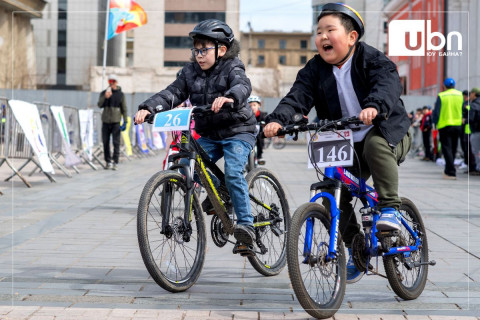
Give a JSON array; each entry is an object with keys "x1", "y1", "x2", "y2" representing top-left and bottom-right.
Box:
[{"x1": 280, "y1": 116, "x2": 435, "y2": 319}]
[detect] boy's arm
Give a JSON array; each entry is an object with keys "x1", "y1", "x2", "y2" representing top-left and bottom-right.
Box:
[
  {"x1": 138, "y1": 76, "x2": 189, "y2": 113},
  {"x1": 362, "y1": 55, "x2": 403, "y2": 116},
  {"x1": 266, "y1": 63, "x2": 317, "y2": 126},
  {"x1": 224, "y1": 65, "x2": 252, "y2": 108}
]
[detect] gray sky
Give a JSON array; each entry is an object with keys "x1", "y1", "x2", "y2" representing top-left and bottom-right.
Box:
[{"x1": 239, "y1": 0, "x2": 313, "y2": 32}]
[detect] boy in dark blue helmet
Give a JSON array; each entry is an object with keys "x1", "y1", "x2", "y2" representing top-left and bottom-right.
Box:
[
  {"x1": 135, "y1": 20, "x2": 257, "y2": 250},
  {"x1": 264, "y1": 3, "x2": 412, "y2": 283}
]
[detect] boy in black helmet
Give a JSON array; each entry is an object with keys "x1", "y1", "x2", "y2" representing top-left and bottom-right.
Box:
[
  {"x1": 264, "y1": 3, "x2": 411, "y2": 283},
  {"x1": 135, "y1": 20, "x2": 258, "y2": 250}
]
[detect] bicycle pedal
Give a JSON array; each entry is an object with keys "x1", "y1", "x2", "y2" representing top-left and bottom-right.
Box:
[{"x1": 233, "y1": 243, "x2": 255, "y2": 256}]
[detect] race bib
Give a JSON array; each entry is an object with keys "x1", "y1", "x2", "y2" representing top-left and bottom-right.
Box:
[
  {"x1": 307, "y1": 129, "x2": 354, "y2": 168},
  {"x1": 152, "y1": 108, "x2": 193, "y2": 132}
]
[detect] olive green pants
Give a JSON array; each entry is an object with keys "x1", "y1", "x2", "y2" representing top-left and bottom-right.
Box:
[{"x1": 323, "y1": 127, "x2": 412, "y2": 246}]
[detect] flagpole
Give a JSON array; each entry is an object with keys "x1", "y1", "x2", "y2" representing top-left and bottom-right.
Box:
[{"x1": 102, "y1": 0, "x2": 111, "y2": 89}]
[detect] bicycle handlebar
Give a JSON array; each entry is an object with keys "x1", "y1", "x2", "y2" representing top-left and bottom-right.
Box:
[
  {"x1": 136, "y1": 102, "x2": 235, "y2": 125},
  {"x1": 276, "y1": 113, "x2": 387, "y2": 137}
]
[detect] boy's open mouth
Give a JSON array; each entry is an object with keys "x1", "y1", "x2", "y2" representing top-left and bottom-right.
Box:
[{"x1": 323, "y1": 44, "x2": 333, "y2": 52}]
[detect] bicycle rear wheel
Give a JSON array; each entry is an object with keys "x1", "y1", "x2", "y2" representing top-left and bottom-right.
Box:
[
  {"x1": 287, "y1": 202, "x2": 346, "y2": 319},
  {"x1": 383, "y1": 197, "x2": 429, "y2": 300},
  {"x1": 137, "y1": 171, "x2": 206, "y2": 292},
  {"x1": 273, "y1": 137, "x2": 286, "y2": 149},
  {"x1": 246, "y1": 168, "x2": 290, "y2": 276}
]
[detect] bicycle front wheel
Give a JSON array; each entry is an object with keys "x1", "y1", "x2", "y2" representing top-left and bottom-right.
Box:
[
  {"x1": 287, "y1": 202, "x2": 346, "y2": 319},
  {"x1": 273, "y1": 137, "x2": 286, "y2": 149},
  {"x1": 137, "y1": 171, "x2": 206, "y2": 292},
  {"x1": 383, "y1": 197, "x2": 429, "y2": 300},
  {"x1": 246, "y1": 168, "x2": 290, "y2": 276}
]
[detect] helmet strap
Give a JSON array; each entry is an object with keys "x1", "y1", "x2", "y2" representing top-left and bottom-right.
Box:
[{"x1": 334, "y1": 42, "x2": 356, "y2": 67}]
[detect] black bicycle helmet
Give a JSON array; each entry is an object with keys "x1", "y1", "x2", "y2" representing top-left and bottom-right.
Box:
[
  {"x1": 317, "y1": 3, "x2": 365, "y2": 40},
  {"x1": 189, "y1": 19, "x2": 234, "y2": 47}
]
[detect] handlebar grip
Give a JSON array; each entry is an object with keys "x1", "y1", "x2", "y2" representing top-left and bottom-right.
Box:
[{"x1": 133, "y1": 113, "x2": 155, "y2": 125}]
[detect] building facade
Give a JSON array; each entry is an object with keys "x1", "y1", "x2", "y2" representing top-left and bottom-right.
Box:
[
  {"x1": 32, "y1": 0, "x2": 239, "y2": 91},
  {"x1": 240, "y1": 31, "x2": 317, "y2": 68},
  {"x1": 0, "y1": 0, "x2": 47, "y2": 89}
]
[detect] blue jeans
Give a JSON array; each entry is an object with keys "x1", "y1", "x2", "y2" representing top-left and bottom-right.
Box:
[{"x1": 197, "y1": 137, "x2": 253, "y2": 226}]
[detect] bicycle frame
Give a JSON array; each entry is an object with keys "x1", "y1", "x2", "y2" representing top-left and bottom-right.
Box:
[
  {"x1": 304, "y1": 166, "x2": 423, "y2": 264},
  {"x1": 163, "y1": 129, "x2": 282, "y2": 237}
]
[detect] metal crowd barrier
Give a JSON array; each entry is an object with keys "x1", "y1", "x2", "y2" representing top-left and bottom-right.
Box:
[
  {"x1": 0, "y1": 97, "x2": 55, "y2": 187},
  {"x1": 91, "y1": 110, "x2": 106, "y2": 169}
]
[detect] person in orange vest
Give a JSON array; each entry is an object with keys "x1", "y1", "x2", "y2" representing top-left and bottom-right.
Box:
[{"x1": 432, "y1": 78, "x2": 463, "y2": 179}]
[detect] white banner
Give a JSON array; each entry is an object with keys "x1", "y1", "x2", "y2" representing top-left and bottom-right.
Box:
[
  {"x1": 50, "y1": 106, "x2": 82, "y2": 167},
  {"x1": 78, "y1": 109, "x2": 94, "y2": 161},
  {"x1": 8, "y1": 100, "x2": 54, "y2": 173}
]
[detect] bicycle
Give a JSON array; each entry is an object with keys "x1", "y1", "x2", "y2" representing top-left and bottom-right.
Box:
[
  {"x1": 136, "y1": 105, "x2": 290, "y2": 292},
  {"x1": 264, "y1": 136, "x2": 286, "y2": 150},
  {"x1": 276, "y1": 116, "x2": 435, "y2": 319}
]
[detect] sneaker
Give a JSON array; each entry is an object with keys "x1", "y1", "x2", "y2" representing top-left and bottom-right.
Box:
[
  {"x1": 442, "y1": 173, "x2": 456, "y2": 180},
  {"x1": 346, "y1": 248, "x2": 363, "y2": 284},
  {"x1": 106, "y1": 162, "x2": 113, "y2": 170},
  {"x1": 376, "y1": 207, "x2": 401, "y2": 231},
  {"x1": 234, "y1": 224, "x2": 255, "y2": 245},
  {"x1": 112, "y1": 163, "x2": 118, "y2": 171},
  {"x1": 201, "y1": 198, "x2": 216, "y2": 215},
  {"x1": 257, "y1": 158, "x2": 266, "y2": 165}
]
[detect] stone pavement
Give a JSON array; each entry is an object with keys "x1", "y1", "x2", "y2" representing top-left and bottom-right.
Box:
[{"x1": 0, "y1": 145, "x2": 479, "y2": 320}]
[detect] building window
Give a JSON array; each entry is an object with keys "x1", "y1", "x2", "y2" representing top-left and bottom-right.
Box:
[
  {"x1": 257, "y1": 55, "x2": 265, "y2": 65},
  {"x1": 279, "y1": 39, "x2": 286, "y2": 49},
  {"x1": 300, "y1": 56, "x2": 307, "y2": 64},
  {"x1": 279, "y1": 55, "x2": 286, "y2": 65},
  {"x1": 165, "y1": 12, "x2": 225, "y2": 24},
  {"x1": 57, "y1": 57, "x2": 66, "y2": 74},
  {"x1": 165, "y1": 36, "x2": 192, "y2": 48},
  {"x1": 258, "y1": 39, "x2": 265, "y2": 49},
  {"x1": 164, "y1": 61, "x2": 188, "y2": 67},
  {"x1": 57, "y1": 30, "x2": 66, "y2": 47},
  {"x1": 300, "y1": 40, "x2": 307, "y2": 49}
]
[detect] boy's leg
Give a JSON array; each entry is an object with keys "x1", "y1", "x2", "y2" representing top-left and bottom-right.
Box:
[
  {"x1": 363, "y1": 127, "x2": 411, "y2": 210},
  {"x1": 222, "y1": 139, "x2": 253, "y2": 226}
]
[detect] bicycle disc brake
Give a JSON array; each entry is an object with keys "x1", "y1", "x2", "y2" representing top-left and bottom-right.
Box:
[
  {"x1": 211, "y1": 215, "x2": 229, "y2": 247},
  {"x1": 351, "y1": 233, "x2": 368, "y2": 272}
]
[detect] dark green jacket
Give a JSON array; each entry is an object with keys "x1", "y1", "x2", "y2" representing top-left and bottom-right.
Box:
[{"x1": 98, "y1": 86, "x2": 127, "y2": 124}]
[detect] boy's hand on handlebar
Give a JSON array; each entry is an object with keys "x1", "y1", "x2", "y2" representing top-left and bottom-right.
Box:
[
  {"x1": 359, "y1": 107, "x2": 378, "y2": 126},
  {"x1": 212, "y1": 97, "x2": 234, "y2": 113},
  {"x1": 264, "y1": 122, "x2": 283, "y2": 138},
  {"x1": 134, "y1": 110, "x2": 151, "y2": 124}
]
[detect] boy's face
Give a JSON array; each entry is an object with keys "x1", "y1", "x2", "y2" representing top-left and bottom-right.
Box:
[
  {"x1": 315, "y1": 15, "x2": 357, "y2": 65},
  {"x1": 249, "y1": 102, "x2": 260, "y2": 114},
  {"x1": 194, "y1": 41, "x2": 226, "y2": 70}
]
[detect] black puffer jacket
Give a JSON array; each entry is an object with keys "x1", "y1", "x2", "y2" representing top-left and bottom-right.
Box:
[
  {"x1": 139, "y1": 57, "x2": 255, "y2": 140},
  {"x1": 265, "y1": 42, "x2": 411, "y2": 147}
]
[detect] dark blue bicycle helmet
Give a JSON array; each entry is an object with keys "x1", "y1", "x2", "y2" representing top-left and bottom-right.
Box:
[
  {"x1": 317, "y1": 3, "x2": 365, "y2": 40},
  {"x1": 189, "y1": 19, "x2": 234, "y2": 48}
]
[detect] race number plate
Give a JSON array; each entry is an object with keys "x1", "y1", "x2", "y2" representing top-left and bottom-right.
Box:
[
  {"x1": 307, "y1": 129, "x2": 354, "y2": 168},
  {"x1": 152, "y1": 108, "x2": 193, "y2": 132}
]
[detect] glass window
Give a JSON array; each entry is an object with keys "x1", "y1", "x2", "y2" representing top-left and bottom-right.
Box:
[
  {"x1": 57, "y1": 30, "x2": 66, "y2": 47},
  {"x1": 257, "y1": 55, "x2": 265, "y2": 65},
  {"x1": 165, "y1": 12, "x2": 225, "y2": 24},
  {"x1": 258, "y1": 39, "x2": 265, "y2": 49},
  {"x1": 300, "y1": 40, "x2": 307, "y2": 49},
  {"x1": 279, "y1": 55, "x2": 286, "y2": 65},
  {"x1": 300, "y1": 56, "x2": 307, "y2": 64},
  {"x1": 164, "y1": 36, "x2": 192, "y2": 48},
  {"x1": 279, "y1": 39, "x2": 286, "y2": 49},
  {"x1": 57, "y1": 57, "x2": 66, "y2": 74}
]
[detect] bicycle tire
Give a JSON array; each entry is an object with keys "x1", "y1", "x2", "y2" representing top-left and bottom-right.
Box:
[
  {"x1": 273, "y1": 137, "x2": 286, "y2": 150},
  {"x1": 287, "y1": 202, "x2": 346, "y2": 319},
  {"x1": 137, "y1": 170, "x2": 206, "y2": 292},
  {"x1": 383, "y1": 197, "x2": 428, "y2": 300},
  {"x1": 245, "y1": 168, "x2": 290, "y2": 276},
  {"x1": 245, "y1": 150, "x2": 255, "y2": 174}
]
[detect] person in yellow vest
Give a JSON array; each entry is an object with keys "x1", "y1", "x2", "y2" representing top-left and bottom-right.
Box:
[{"x1": 433, "y1": 78, "x2": 463, "y2": 179}]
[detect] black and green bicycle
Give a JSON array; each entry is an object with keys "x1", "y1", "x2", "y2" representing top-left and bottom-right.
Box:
[{"x1": 136, "y1": 105, "x2": 290, "y2": 292}]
